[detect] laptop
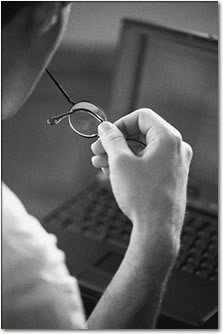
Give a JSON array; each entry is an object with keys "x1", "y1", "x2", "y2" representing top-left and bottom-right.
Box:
[{"x1": 42, "y1": 20, "x2": 218, "y2": 329}]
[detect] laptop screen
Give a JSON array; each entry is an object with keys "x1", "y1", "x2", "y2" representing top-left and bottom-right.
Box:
[{"x1": 110, "y1": 20, "x2": 218, "y2": 205}]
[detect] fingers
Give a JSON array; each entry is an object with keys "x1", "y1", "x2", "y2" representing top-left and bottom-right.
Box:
[
  {"x1": 98, "y1": 122, "x2": 130, "y2": 158},
  {"x1": 114, "y1": 108, "x2": 158, "y2": 138},
  {"x1": 114, "y1": 108, "x2": 178, "y2": 145},
  {"x1": 183, "y1": 142, "x2": 193, "y2": 163},
  {"x1": 102, "y1": 167, "x2": 110, "y2": 176},
  {"x1": 90, "y1": 110, "x2": 193, "y2": 179},
  {"x1": 91, "y1": 138, "x2": 105, "y2": 155},
  {"x1": 182, "y1": 141, "x2": 193, "y2": 169},
  {"x1": 91, "y1": 109, "x2": 165, "y2": 156},
  {"x1": 91, "y1": 154, "x2": 108, "y2": 168},
  {"x1": 91, "y1": 137, "x2": 109, "y2": 172},
  {"x1": 91, "y1": 122, "x2": 133, "y2": 174},
  {"x1": 92, "y1": 109, "x2": 184, "y2": 155}
]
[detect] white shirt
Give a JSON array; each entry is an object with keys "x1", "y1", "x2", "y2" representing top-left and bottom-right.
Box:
[{"x1": 2, "y1": 183, "x2": 87, "y2": 329}]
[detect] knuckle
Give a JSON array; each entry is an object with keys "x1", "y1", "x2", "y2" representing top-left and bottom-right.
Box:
[
  {"x1": 183, "y1": 142, "x2": 193, "y2": 161},
  {"x1": 138, "y1": 108, "x2": 155, "y2": 122},
  {"x1": 171, "y1": 131, "x2": 182, "y2": 148},
  {"x1": 139, "y1": 108, "x2": 153, "y2": 116},
  {"x1": 140, "y1": 107, "x2": 155, "y2": 115},
  {"x1": 162, "y1": 128, "x2": 183, "y2": 151}
]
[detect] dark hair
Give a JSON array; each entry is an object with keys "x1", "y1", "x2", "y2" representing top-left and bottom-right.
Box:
[
  {"x1": 1, "y1": 2, "x2": 29, "y2": 26},
  {"x1": 2, "y1": 2, "x2": 70, "y2": 27}
]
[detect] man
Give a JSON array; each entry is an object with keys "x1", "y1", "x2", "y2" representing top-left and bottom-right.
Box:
[{"x1": 2, "y1": 2, "x2": 192, "y2": 329}]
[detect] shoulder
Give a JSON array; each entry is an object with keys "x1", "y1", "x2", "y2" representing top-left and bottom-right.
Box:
[
  {"x1": 2, "y1": 183, "x2": 87, "y2": 329},
  {"x1": 2, "y1": 182, "x2": 58, "y2": 266},
  {"x1": 2, "y1": 182, "x2": 71, "y2": 281}
]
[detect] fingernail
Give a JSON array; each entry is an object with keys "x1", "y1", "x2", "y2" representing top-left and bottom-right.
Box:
[{"x1": 98, "y1": 122, "x2": 113, "y2": 135}]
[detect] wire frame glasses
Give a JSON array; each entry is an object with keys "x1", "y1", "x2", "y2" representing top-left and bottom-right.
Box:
[
  {"x1": 46, "y1": 69, "x2": 107, "y2": 138},
  {"x1": 46, "y1": 69, "x2": 146, "y2": 154}
]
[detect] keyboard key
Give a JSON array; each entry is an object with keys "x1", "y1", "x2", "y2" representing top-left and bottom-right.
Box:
[{"x1": 195, "y1": 269, "x2": 209, "y2": 279}]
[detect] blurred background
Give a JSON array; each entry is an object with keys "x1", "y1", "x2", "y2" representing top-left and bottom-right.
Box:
[{"x1": 2, "y1": 1, "x2": 218, "y2": 220}]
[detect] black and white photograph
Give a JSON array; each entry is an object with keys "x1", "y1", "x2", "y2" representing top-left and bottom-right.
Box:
[{"x1": 2, "y1": 1, "x2": 218, "y2": 329}]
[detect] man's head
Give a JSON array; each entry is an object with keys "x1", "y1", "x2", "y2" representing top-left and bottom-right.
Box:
[
  {"x1": 2, "y1": 2, "x2": 71, "y2": 119},
  {"x1": 2, "y1": 2, "x2": 27, "y2": 26}
]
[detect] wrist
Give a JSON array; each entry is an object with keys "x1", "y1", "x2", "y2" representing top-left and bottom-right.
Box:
[{"x1": 129, "y1": 220, "x2": 180, "y2": 272}]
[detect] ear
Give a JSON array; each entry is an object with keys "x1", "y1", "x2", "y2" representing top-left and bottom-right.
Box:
[{"x1": 29, "y1": 2, "x2": 62, "y2": 34}]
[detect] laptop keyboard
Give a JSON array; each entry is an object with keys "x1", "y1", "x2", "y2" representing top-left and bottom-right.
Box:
[{"x1": 43, "y1": 181, "x2": 218, "y2": 283}]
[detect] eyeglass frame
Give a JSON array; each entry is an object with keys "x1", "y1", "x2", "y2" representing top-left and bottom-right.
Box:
[
  {"x1": 46, "y1": 69, "x2": 107, "y2": 138},
  {"x1": 46, "y1": 68, "x2": 146, "y2": 150},
  {"x1": 47, "y1": 101, "x2": 107, "y2": 138}
]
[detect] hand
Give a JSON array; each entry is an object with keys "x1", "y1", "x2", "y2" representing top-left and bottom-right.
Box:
[{"x1": 91, "y1": 108, "x2": 192, "y2": 254}]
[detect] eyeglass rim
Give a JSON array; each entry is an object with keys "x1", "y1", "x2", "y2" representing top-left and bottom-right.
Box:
[
  {"x1": 68, "y1": 107, "x2": 107, "y2": 138},
  {"x1": 72, "y1": 100, "x2": 106, "y2": 113},
  {"x1": 70, "y1": 104, "x2": 107, "y2": 123},
  {"x1": 68, "y1": 118, "x2": 98, "y2": 138}
]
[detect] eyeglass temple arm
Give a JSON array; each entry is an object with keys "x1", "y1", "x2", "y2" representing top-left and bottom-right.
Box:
[
  {"x1": 47, "y1": 112, "x2": 69, "y2": 125},
  {"x1": 47, "y1": 107, "x2": 105, "y2": 126},
  {"x1": 46, "y1": 69, "x2": 75, "y2": 106}
]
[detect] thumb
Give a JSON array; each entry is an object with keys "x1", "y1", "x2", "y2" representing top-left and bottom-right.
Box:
[{"x1": 98, "y1": 122, "x2": 129, "y2": 158}]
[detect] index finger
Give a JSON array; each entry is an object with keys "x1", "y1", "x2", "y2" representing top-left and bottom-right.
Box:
[{"x1": 114, "y1": 108, "x2": 179, "y2": 144}]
